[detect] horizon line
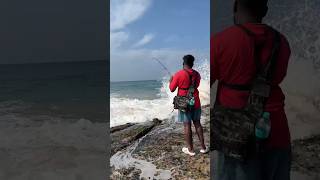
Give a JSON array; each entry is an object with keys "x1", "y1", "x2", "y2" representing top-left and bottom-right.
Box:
[
  {"x1": 0, "y1": 59, "x2": 107, "y2": 65},
  {"x1": 111, "y1": 79, "x2": 162, "y2": 83}
]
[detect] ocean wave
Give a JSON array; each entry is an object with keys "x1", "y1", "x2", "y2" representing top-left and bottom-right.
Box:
[
  {"x1": 0, "y1": 112, "x2": 106, "y2": 179},
  {"x1": 110, "y1": 59, "x2": 210, "y2": 127},
  {"x1": 0, "y1": 112, "x2": 105, "y2": 150}
]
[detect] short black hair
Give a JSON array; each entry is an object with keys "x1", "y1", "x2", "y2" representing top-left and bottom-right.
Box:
[
  {"x1": 237, "y1": 0, "x2": 268, "y2": 18},
  {"x1": 183, "y1": 54, "x2": 195, "y2": 68}
]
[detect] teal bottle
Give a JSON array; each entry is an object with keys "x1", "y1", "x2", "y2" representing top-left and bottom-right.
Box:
[
  {"x1": 255, "y1": 112, "x2": 271, "y2": 140},
  {"x1": 189, "y1": 97, "x2": 195, "y2": 106}
]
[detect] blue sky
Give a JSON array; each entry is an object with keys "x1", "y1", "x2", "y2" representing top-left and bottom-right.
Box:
[{"x1": 111, "y1": 0, "x2": 210, "y2": 81}]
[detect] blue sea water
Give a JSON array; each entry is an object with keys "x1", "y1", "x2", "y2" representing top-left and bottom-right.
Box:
[
  {"x1": 0, "y1": 60, "x2": 107, "y2": 122},
  {"x1": 110, "y1": 80, "x2": 163, "y2": 100}
]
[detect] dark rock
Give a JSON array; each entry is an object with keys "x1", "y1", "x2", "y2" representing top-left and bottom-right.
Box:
[
  {"x1": 111, "y1": 120, "x2": 161, "y2": 155},
  {"x1": 111, "y1": 123, "x2": 135, "y2": 133},
  {"x1": 132, "y1": 106, "x2": 210, "y2": 179},
  {"x1": 111, "y1": 106, "x2": 210, "y2": 179},
  {"x1": 152, "y1": 118, "x2": 162, "y2": 125},
  {"x1": 111, "y1": 166, "x2": 141, "y2": 180},
  {"x1": 292, "y1": 135, "x2": 320, "y2": 175}
]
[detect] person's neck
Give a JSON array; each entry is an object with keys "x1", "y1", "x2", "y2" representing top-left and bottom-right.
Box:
[
  {"x1": 183, "y1": 66, "x2": 191, "y2": 70},
  {"x1": 235, "y1": 14, "x2": 262, "y2": 25}
]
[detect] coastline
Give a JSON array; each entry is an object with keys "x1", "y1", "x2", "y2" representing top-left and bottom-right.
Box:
[
  {"x1": 110, "y1": 93, "x2": 320, "y2": 179},
  {"x1": 110, "y1": 105, "x2": 210, "y2": 179}
]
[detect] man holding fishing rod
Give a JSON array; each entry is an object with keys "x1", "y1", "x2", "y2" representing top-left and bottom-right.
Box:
[
  {"x1": 211, "y1": 0, "x2": 291, "y2": 179},
  {"x1": 162, "y1": 54, "x2": 209, "y2": 156}
]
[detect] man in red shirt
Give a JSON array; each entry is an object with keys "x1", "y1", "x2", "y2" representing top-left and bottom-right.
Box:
[
  {"x1": 170, "y1": 55, "x2": 208, "y2": 156},
  {"x1": 211, "y1": 0, "x2": 291, "y2": 179}
]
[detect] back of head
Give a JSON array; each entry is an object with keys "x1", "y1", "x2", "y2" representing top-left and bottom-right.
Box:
[
  {"x1": 183, "y1": 55, "x2": 195, "y2": 68},
  {"x1": 236, "y1": 0, "x2": 268, "y2": 18}
]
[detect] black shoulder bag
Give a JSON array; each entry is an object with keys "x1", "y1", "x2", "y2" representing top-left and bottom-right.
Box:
[
  {"x1": 210, "y1": 25, "x2": 281, "y2": 161},
  {"x1": 173, "y1": 70, "x2": 196, "y2": 112}
]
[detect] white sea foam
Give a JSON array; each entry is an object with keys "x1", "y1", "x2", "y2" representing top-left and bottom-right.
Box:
[
  {"x1": 0, "y1": 101, "x2": 106, "y2": 179},
  {"x1": 110, "y1": 135, "x2": 172, "y2": 179},
  {"x1": 110, "y1": 59, "x2": 210, "y2": 127}
]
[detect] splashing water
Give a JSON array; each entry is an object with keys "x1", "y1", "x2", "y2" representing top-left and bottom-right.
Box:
[
  {"x1": 110, "y1": 59, "x2": 210, "y2": 127},
  {"x1": 110, "y1": 135, "x2": 172, "y2": 179}
]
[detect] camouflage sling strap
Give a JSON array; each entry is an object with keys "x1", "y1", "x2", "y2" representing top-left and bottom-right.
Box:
[
  {"x1": 173, "y1": 70, "x2": 196, "y2": 112},
  {"x1": 210, "y1": 24, "x2": 281, "y2": 161}
]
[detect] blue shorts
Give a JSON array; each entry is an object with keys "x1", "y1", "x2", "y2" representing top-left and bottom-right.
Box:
[
  {"x1": 178, "y1": 108, "x2": 201, "y2": 123},
  {"x1": 212, "y1": 147, "x2": 291, "y2": 180}
]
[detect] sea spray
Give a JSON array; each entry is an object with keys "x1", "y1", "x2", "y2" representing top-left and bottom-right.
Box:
[
  {"x1": 110, "y1": 59, "x2": 210, "y2": 127},
  {"x1": 0, "y1": 110, "x2": 106, "y2": 179},
  {"x1": 110, "y1": 134, "x2": 172, "y2": 179}
]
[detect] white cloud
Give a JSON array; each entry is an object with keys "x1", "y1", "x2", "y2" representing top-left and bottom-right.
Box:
[
  {"x1": 133, "y1": 33, "x2": 154, "y2": 47},
  {"x1": 110, "y1": 0, "x2": 209, "y2": 81},
  {"x1": 110, "y1": 0, "x2": 152, "y2": 49},
  {"x1": 111, "y1": 0, "x2": 152, "y2": 31},
  {"x1": 110, "y1": 31, "x2": 129, "y2": 50}
]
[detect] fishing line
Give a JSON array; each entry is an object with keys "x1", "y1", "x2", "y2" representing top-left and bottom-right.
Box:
[{"x1": 153, "y1": 57, "x2": 172, "y2": 76}]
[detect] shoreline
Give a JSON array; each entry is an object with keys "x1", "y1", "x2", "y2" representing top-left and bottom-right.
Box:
[
  {"x1": 110, "y1": 105, "x2": 210, "y2": 179},
  {"x1": 110, "y1": 100, "x2": 320, "y2": 179}
]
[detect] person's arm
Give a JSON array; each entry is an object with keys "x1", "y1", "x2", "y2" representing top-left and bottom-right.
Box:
[
  {"x1": 169, "y1": 73, "x2": 179, "y2": 92},
  {"x1": 211, "y1": 35, "x2": 220, "y2": 86},
  {"x1": 272, "y1": 35, "x2": 291, "y2": 85},
  {"x1": 196, "y1": 72, "x2": 201, "y2": 88}
]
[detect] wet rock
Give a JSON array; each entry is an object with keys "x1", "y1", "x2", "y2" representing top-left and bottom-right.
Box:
[
  {"x1": 292, "y1": 135, "x2": 320, "y2": 176},
  {"x1": 111, "y1": 120, "x2": 161, "y2": 156},
  {"x1": 111, "y1": 123, "x2": 135, "y2": 133},
  {"x1": 111, "y1": 106, "x2": 210, "y2": 179},
  {"x1": 132, "y1": 106, "x2": 210, "y2": 179},
  {"x1": 111, "y1": 166, "x2": 141, "y2": 180},
  {"x1": 152, "y1": 118, "x2": 162, "y2": 125}
]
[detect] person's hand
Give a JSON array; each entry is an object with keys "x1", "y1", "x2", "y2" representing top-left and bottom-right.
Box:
[{"x1": 169, "y1": 76, "x2": 173, "y2": 82}]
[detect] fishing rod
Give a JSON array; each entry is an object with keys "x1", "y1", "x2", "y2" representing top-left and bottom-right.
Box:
[{"x1": 153, "y1": 57, "x2": 172, "y2": 76}]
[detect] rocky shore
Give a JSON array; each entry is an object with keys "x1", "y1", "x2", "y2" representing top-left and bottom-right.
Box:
[
  {"x1": 110, "y1": 103, "x2": 320, "y2": 179},
  {"x1": 110, "y1": 105, "x2": 210, "y2": 180},
  {"x1": 291, "y1": 135, "x2": 320, "y2": 179}
]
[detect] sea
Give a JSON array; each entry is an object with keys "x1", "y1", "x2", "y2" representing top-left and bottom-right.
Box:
[
  {"x1": 0, "y1": 60, "x2": 107, "y2": 122},
  {"x1": 0, "y1": 60, "x2": 107, "y2": 179},
  {"x1": 110, "y1": 60, "x2": 210, "y2": 127}
]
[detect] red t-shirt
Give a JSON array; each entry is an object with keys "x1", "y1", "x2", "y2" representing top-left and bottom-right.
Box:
[
  {"x1": 211, "y1": 23, "x2": 291, "y2": 148},
  {"x1": 169, "y1": 68, "x2": 201, "y2": 109}
]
